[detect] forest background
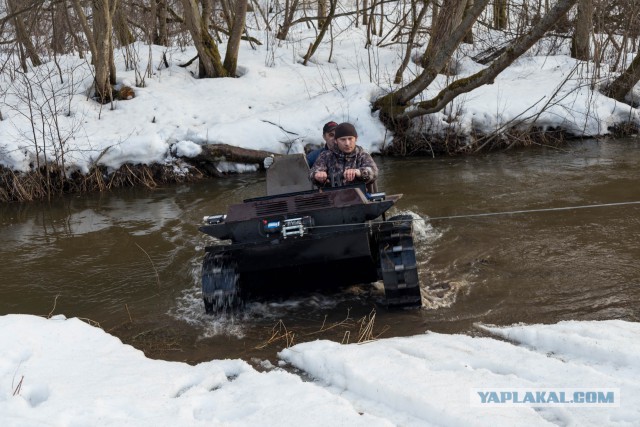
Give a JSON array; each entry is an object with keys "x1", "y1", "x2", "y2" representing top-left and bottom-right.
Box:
[{"x1": 1, "y1": 0, "x2": 639, "y2": 202}]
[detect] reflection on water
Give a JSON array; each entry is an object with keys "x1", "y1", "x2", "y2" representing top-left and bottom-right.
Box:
[{"x1": 1, "y1": 138, "x2": 640, "y2": 363}]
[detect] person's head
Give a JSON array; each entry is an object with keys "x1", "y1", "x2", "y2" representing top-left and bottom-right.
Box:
[
  {"x1": 322, "y1": 121, "x2": 338, "y2": 149},
  {"x1": 334, "y1": 122, "x2": 358, "y2": 154}
]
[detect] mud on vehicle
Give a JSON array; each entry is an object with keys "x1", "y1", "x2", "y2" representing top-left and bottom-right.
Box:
[{"x1": 199, "y1": 154, "x2": 422, "y2": 314}]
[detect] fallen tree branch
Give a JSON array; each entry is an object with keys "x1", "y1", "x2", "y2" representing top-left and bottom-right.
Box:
[{"x1": 187, "y1": 143, "x2": 278, "y2": 172}]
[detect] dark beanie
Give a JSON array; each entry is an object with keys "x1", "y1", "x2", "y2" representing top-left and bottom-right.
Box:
[{"x1": 334, "y1": 122, "x2": 358, "y2": 139}]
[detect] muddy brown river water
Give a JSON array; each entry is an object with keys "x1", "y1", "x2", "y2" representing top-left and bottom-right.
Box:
[{"x1": 1, "y1": 137, "x2": 639, "y2": 365}]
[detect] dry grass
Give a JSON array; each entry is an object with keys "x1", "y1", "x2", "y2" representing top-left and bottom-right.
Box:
[
  {"x1": 13, "y1": 376, "x2": 24, "y2": 396},
  {"x1": 609, "y1": 121, "x2": 640, "y2": 138},
  {"x1": 383, "y1": 120, "x2": 639, "y2": 157},
  {"x1": 127, "y1": 325, "x2": 184, "y2": 354},
  {"x1": 255, "y1": 308, "x2": 389, "y2": 351},
  {"x1": 134, "y1": 242, "x2": 161, "y2": 290},
  {"x1": 464, "y1": 126, "x2": 570, "y2": 153},
  {"x1": 255, "y1": 320, "x2": 296, "y2": 349},
  {"x1": 47, "y1": 294, "x2": 61, "y2": 318},
  {"x1": 0, "y1": 162, "x2": 205, "y2": 203},
  {"x1": 42, "y1": 294, "x2": 102, "y2": 328}
]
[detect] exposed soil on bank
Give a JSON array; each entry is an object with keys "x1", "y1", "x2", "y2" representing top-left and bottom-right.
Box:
[{"x1": 1, "y1": 128, "x2": 638, "y2": 203}]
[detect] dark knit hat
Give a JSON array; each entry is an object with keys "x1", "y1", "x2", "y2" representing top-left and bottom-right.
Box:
[
  {"x1": 323, "y1": 121, "x2": 338, "y2": 134},
  {"x1": 334, "y1": 122, "x2": 358, "y2": 139}
]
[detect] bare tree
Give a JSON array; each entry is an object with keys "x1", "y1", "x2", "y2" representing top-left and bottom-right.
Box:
[
  {"x1": 463, "y1": 0, "x2": 475, "y2": 43},
  {"x1": 421, "y1": 0, "x2": 468, "y2": 69},
  {"x1": 223, "y1": 0, "x2": 248, "y2": 75},
  {"x1": 374, "y1": 0, "x2": 490, "y2": 117},
  {"x1": 394, "y1": 0, "x2": 429, "y2": 84},
  {"x1": 318, "y1": 0, "x2": 329, "y2": 27},
  {"x1": 400, "y1": 0, "x2": 578, "y2": 119},
  {"x1": 375, "y1": 0, "x2": 578, "y2": 130},
  {"x1": 303, "y1": 0, "x2": 337, "y2": 65},
  {"x1": 493, "y1": 0, "x2": 508, "y2": 29},
  {"x1": 180, "y1": 0, "x2": 227, "y2": 77},
  {"x1": 276, "y1": 0, "x2": 301, "y2": 40},
  {"x1": 156, "y1": 0, "x2": 169, "y2": 45},
  {"x1": 114, "y1": 2, "x2": 135, "y2": 46},
  {"x1": 51, "y1": 0, "x2": 70, "y2": 55},
  {"x1": 571, "y1": 0, "x2": 593, "y2": 60},
  {"x1": 605, "y1": 51, "x2": 640, "y2": 104},
  {"x1": 6, "y1": 60, "x2": 86, "y2": 198},
  {"x1": 7, "y1": 0, "x2": 42, "y2": 70},
  {"x1": 362, "y1": 0, "x2": 369, "y2": 25},
  {"x1": 70, "y1": 0, "x2": 119, "y2": 102},
  {"x1": 144, "y1": 0, "x2": 170, "y2": 46}
]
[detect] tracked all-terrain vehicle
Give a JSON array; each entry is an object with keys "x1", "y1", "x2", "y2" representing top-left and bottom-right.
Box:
[{"x1": 199, "y1": 154, "x2": 422, "y2": 313}]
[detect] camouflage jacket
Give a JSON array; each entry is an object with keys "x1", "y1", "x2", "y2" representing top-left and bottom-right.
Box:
[{"x1": 309, "y1": 145, "x2": 378, "y2": 186}]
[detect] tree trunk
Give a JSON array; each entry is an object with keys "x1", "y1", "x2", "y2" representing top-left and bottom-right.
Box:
[
  {"x1": 378, "y1": 0, "x2": 383, "y2": 36},
  {"x1": 51, "y1": 1, "x2": 69, "y2": 55},
  {"x1": 7, "y1": 0, "x2": 42, "y2": 67},
  {"x1": 92, "y1": 0, "x2": 117, "y2": 101},
  {"x1": 318, "y1": 0, "x2": 328, "y2": 27},
  {"x1": 394, "y1": 0, "x2": 429, "y2": 84},
  {"x1": 63, "y1": 1, "x2": 85, "y2": 58},
  {"x1": 493, "y1": 0, "x2": 507, "y2": 30},
  {"x1": 109, "y1": 32, "x2": 117, "y2": 85},
  {"x1": 406, "y1": 0, "x2": 578, "y2": 118},
  {"x1": 368, "y1": 0, "x2": 377, "y2": 36},
  {"x1": 202, "y1": 0, "x2": 212, "y2": 29},
  {"x1": 150, "y1": 0, "x2": 158, "y2": 43},
  {"x1": 276, "y1": 0, "x2": 300, "y2": 40},
  {"x1": 188, "y1": 144, "x2": 276, "y2": 172},
  {"x1": 570, "y1": 0, "x2": 592, "y2": 60},
  {"x1": 605, "y1": 51, "x2": 640, "y2": 104},
  {"x1": 114, "y1": 4, "x2": 135, "y2": 46},
  {"x1": 223, "y1": 0, "x2": 248, "y2": 76},
  {"x1": 362, "y1": 0, "x2": 369, "y2": 25},
  {"x1": 70, "y1": 0, "x2": 117, "y2": 101},
  {"x1": 71, "y1": 0, "x2": 98, "y2": 58},
  {"x1": 374, "y1": 0, "x2": 489, "y2": 111},
  {"x1": 374, "y1": 0, "x2": 578, "y2": 130},
  {"x1": 421, "y1": 0, "x2": 468, "y2": 69},
  {"x1": 156, "y1": 0, "x2": 169, "y2": 45},
  {"x1": 181, "y1": 0, "x2": 227, "y2": 78},
  {"x1": 463, "y1": 0, "x2": 475, "y2": 43},
  {"x1": 218, "y1": 0, "x2": 232, "y2": 30},
  {"x1": 303, "y1": 0, "x2": 337, "y2": 65}
]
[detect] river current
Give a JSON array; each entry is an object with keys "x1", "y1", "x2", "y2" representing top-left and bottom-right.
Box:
[{"x1": 1, "y1": 137, "x2": 639, "y2": 364}]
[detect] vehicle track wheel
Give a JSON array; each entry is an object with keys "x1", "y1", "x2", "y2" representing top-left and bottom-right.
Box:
[
  {"x1": 378, "y1": 215, "x2": 422, "y2": 308},
  {"x1": 202, "y1": 252, "x2": 243, "y2": 314}
]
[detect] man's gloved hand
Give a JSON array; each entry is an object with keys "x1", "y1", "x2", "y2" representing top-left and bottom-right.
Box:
[
  {"x1": 263, "y1": 156, "x2": 274, "y2": 169},
  {"x1": 314, "y1": 171, "x2": 328, "y2": 183}
]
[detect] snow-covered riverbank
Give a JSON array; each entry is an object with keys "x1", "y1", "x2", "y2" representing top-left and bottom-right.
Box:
[
  {"x1": 1, "y1": 314, "x2": 637, "y2": 426},
  {"x1": 1, "y1": 21, "x2": 639, "y2": 176}
]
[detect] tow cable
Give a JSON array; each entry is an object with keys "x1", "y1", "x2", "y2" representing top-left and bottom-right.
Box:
[
  {"x1": 305, "y1": 200, "x2": 640, "y2": 230},
  {"x1": 427, "y1": 200, "x2": 640, "y2": 221}
]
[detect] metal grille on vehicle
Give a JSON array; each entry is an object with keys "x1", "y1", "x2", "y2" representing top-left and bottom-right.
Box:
[
  {"x1": 294, "y1": 194, "x2": 331, "y2": 211},
  {"x1": 255, "y1": 200, "x2": 288, "y2": 216}
]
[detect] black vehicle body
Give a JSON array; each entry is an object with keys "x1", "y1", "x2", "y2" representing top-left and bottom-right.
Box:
[{"x1": 199, "y1": 154, "x2": 421, "y2": 313}]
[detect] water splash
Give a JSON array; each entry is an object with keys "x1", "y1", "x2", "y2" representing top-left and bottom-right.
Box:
[
  {"x1": 421, "y1": 280, "x2": 469, "y2": 310},
  {"x1": 390, "y1": 209, "x2": 471, "y2": 310},
  {"x1": 170, "y1": 259, "x2": 377, "y2": 337}
]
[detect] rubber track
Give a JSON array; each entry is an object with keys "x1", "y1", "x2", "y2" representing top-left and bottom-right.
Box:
[
  {"x1": 201, "y1": 252, "x2": 241, "y2": 314},
  {"x1": 378, "y1": 219, "x2": 422, "y2": 308}
]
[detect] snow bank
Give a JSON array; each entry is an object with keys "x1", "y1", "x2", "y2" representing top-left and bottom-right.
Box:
[{"x1": 2, "y1": 314, "x2": 638, "y2": 426}]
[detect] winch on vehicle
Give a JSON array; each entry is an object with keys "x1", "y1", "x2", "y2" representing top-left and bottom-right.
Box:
[{"x1": 259, "y1": 216, "x2": 314, "y2": 238}]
